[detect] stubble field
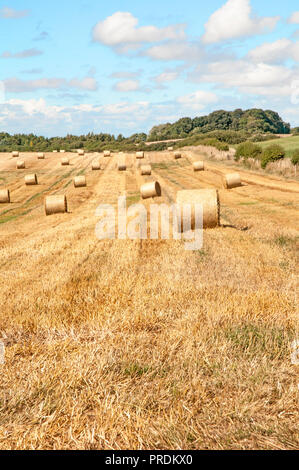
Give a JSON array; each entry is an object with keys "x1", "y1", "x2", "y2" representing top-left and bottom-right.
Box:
[{"x1": 0, "y1": 149, "x2": 298, "y2": 450}]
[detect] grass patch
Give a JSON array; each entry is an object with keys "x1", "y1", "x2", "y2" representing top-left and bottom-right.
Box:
[{"x1": 224, "y1": 323, "x2": 294, "y2": 360}]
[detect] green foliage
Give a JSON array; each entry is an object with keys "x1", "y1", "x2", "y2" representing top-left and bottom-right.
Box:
[
  {"x1": 291, "y1": 127, "x2": 299, "y2": 135},
  {"x1": 261, "y1": 144, "x2": 285, "y2": 169},
  {"x1": 148, "y1": 108, "x2": 291, "y2": 141},
  {"x1": 291, "y1": 149, "x2": 299, "y2": 165},
  {"x1": 235, "y1": 142, "x2": 262, "y2": 161},
  {"x1": 174, "y1": 135, "x2": 229, "y2": 151}
]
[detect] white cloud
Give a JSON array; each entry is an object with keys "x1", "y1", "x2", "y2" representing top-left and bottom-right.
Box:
[
  {"x1": 4, "y1": 76, "x2": 98, "y2": 93},
  {"x1": 202, "y1": 0, "x2": 279, "y2": 44},
  {"x1": 1, "y1": 48, "x2": 43, "y2": 59},
  {"x1": 114, "y1": 79, "x2": 140, "y2": 92},
  {"x1": 154, "y1": 72, "x2": 179, "y2": 83},
  {"x1": 177, "y1": 90, "x2": 218, "y2": 110},
  {"x1": 92, "y1": 12, "x2": 185, "y2": 52},
  {"x1": 196, "y1": 59, "x2": 296, "y2": 97},
  {"x1": 288, "y1": 12, "x2": 299, "y2": 24},
  {"x1": 0, "y1": 6, "x2": 29, "y2": 18},
  {"x1": 248, "y1": 39, "x2": 299, "y2": 63},
  {"x1": 146, "y1": 40, "x2": 203, "y2": 61},
  {"x1": 69, "y1": 77, "x2": 98, "y2": 91}
]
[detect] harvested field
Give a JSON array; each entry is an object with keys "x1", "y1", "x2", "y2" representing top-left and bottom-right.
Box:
[{"x1": 0, "y1": 150, "x2": 298, "y2": 450}]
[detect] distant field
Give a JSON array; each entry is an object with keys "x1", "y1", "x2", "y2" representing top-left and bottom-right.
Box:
[{"x1": 257, "y1": 135, "x2": 299, "y2": 157}]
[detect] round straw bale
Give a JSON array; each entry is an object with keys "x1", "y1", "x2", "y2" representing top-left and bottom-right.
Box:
[
  {"x1": 118, "y1": 163, "x2": 126, "y2": 171},
  {"x1": 174, "y1": 152, "x2": 181, "y2": 159},
  {"x1": 74, "y1": 175, "x2": 86, "y2": 188},
  {"x1": 37, "y1": 152, "x2": 45, "y2": 159},
  {"x1": 45, "y1": 195, "x2": 67, "y2": 216},
  {"x1": 193, "y1": 161, "x2": 205, "y2": 171},
  {"x1": 77, "y1": 149, "x2": 85, "y2": 156},
  {"x1": 16, "y1": 160, "x2": 25, "y2": 169},
  {"x1": 12, "y1": 151, "x2": 19, "y2": 157},
  {"x1": 53, "y1": 150, "x2": 58, "y2": 153},
  {"x1": 104, "y1": 150, "x2": 111, "y2": 157},
  {"x1": 60, "y1": 150, "x2": 66, "y2": 153},
  {"x1": 0, "y1": 189, "x2": 10, "y2": 203},
  {"x1": 223, "y1": 172, "x2": 241, "y2": 189},
  {"x1": 136, "y1": 151, "x2": 144, "y2": 159},
  {"x1": 92, "y1": 161, "x2": 101, "y2": 170},
  {"x1": 140, "y1": 164, "x2": 151, "y2": 175},
  {"x1": 25, "y1": 174, "x2": 38, "y2": 185},
  {"x1": 140, "y1": 181, "x2": 161, "y2": 199},
  {"x1": 61, "y1": 157, "x2": 69, "y2": 166},
  {"x1": 167, "y1": 146, "x2": 174, "y2": 151},
  {"x1": 176, "y1": 189, "x2": 219, "y2": 230}
]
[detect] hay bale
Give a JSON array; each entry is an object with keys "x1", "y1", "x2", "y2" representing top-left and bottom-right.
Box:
[
  {"x1": 118, "y1": 163, "x2": 126, "y2": 171},
  {"x1": 77, "y1": 149, "x2": 85, "y2": 156},
  {"x1": 45, "y1": 195, "x2": 67, "y2": 216},
  {"x1": 12, "y1": 151, "x2": 19, "y2": 158},
  {"x1": 174, "y1": 152, "x2": 181, "y2": 159},
  {"x1": 140, "y1": 181, "x2": 161, "y2": 199},
  {"x1": 140, "y1": 164, "x2": 152, "y2": 175},
  {"x1": 60, "y1": 150, "x2": 66, "y2": 153},
  {"x1": 37, "y1": 152, "x2": 45, "y2": 159},
  {"x1": 61, "y1": 157, "x2": 69, "y2": 166},
  {"x1": 74, "y1": 175, "x2": 86, "y2": 187},
  {"x1": 16, "y1": 160, "x2": 25, "y2": 169},
  {"x1": 193, "y1": 161, "x2": 205, "y2": 171},
  {"x1": 53, "y1": 150, "x2": 58, "y2": 153},
  {"x1": 136, "y1": 151, "x2": 144, "y2": 159},
  {"x1": 92, "y1": 161, "x2": 101, "y2": 170},
  {"x1": 167, "y1": 146, "x2": 174, "y2": 151},
  {"x1": 223, "y1": 173, "x2": 241, "y2": 189},
  {"x1": 176, "y1": 189, "x2": 219, "y2": 230},
  {"x1": 104, "y1": 150, "x2": 111, "y2": 157},
  {"x1": 0, "y1": 189, "x2": 10, "y2": 203},
  {"x1": 25, "y1": 174, "x2": 38, "y2": 186}
]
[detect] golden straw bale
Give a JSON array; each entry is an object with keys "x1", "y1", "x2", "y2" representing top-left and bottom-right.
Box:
[
  {"x1": 0, "y1": 189, "x2": 10, "y2": 203},
  {"x1": 61, "y1": 157, "x2": 69, "y2": 166},
  {"x1": 74, "y1": 175, "x2": 87, "y2": 187},
  {"x1": 193, "y1": 161, "x2": 205, "y2": 171},
  {"x1": 37, "y1": 152, "x2": 45, "y2": 159},
  {"x1": 223, "y1": 173, "x2": 241, "y2": 189},
  {"x1": 45, "y1": 195, "x2": 67, "y2": 215},
  {"x1": 25, "y1": 174, "x2": 38, "y2": 186},
  {"x1": 16, "y1": 160, "x2": 25, "y2": 169},
  {"x1": 140, "y1": 181, "x2": 161, "y2": 199},
  {"x1": 176, "y1": 189, "x2": 220, "y2": 230},
  {"x1": 140, "y1": 165, "x2": 152, "y2": 175}
]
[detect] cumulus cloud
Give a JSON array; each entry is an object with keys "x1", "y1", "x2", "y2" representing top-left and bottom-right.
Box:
[
  {"x1": 114, "y1": 79, "x2": 140, "y2": 92},
  {"x1": 194, "y1": 59, "x2": 296, "y2": 97},
  {"x1": 202, "y1": 0, "x2": 279, "y2": 44},
  {"x1": 177, "y1": 90, "x2": 218, "y2": 110},
  {"x1": 4, "y1": 76, "x2": 98, "y2": 93},
  {"x1": 1, "y1": 48, "x2": 43, "y2": 59},
  {"x1": 154, "y1": 71, "x2": 179, "y2": 83},
  {"x1": 288, "y1": 12, "x2": 299, "y2": 24},
  {"x1": 92, "y1": 12, "x2": 185, "y2": 52},
  {"x1": 145, "y1": 40, "x2": 203, "y2": 62},
  {"x1": 0, "y1": 6, "x2": 29, "y2": 18},
  {"x1": 248, "y1": 38, "x2": 299, "y2": 63}
]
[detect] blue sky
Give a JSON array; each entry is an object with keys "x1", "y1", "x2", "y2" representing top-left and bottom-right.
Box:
[{"x1": 0, "y1": 0, "x2": 298, "y2": 136}]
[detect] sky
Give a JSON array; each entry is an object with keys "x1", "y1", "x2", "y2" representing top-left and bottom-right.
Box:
[{"x1": 0, "y1": 0, "x2": 298, "y2": 137}]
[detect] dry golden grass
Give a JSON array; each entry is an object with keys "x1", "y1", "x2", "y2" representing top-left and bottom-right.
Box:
[{"x1": 0, "y1": 150, "x2": 298, "y2": 450}]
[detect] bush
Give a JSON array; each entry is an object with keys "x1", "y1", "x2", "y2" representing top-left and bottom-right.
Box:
[
  {"x1": 261, "y1": 144, "x2": 285, "y2": 169},
  {"x1": 291, "y1": 149, "x2": 299, "y2": 166},
  {"x1": 235, "y1": 142, "x2": 262, "y2": 161}
]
